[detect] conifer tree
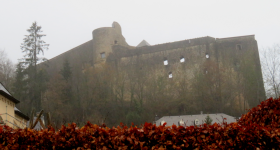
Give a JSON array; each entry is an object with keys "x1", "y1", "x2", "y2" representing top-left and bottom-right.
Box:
[
  {"x1": 204, "y1": 115, "x2": 213, "y2": 125},
  {"x1": 13, "y1": 63, "x2": 26, "y2": 98},
  {"x1": 20, "y1": 22, "x2": 49, "y2": 111},
  {"x1": 13, "y1": 62, "x2": 28, "y2": 112}
]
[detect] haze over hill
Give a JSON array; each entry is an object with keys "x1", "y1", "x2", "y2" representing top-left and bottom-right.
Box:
[{"x1": 0, "y1": 1, "x2": 280, "y2": 63}]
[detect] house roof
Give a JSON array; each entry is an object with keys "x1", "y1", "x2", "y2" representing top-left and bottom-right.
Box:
[
  {"x1": 0, "y1": 90, "x2": 20, "y2": 104},
  {"x1": 0, "y1": 82, "x2": 12, "y2": 95},
  {"x1": 27, "y1": 115, "x2": 45, "y2": 130},
  {"x1": 0, "y1": 82, "x2": 20, "y2": 103},
  {"x1": 137, "y1": 40, "x2": 151, "y2": 47},
  {"x1": 0, "y1": 83, "x2": 29, "y2": 121},
  {"x1": 14, "y1": 107, "x2": 30, "y2": 120},
  {"x1": 155, "y1": 113, "x2": 236, "y2": 126}
]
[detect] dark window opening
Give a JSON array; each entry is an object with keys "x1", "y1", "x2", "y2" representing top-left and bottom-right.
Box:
[
  {"x1": 237, "y1": 44, "x2": 242, "y2": 50},
  {"x1": 114, "y1": 40, "x2": 118, "y2": 44}
]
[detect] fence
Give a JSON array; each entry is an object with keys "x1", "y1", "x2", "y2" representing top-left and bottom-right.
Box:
[{"x1": 0, "y1": 113, "x2": 27, "y2": 129}]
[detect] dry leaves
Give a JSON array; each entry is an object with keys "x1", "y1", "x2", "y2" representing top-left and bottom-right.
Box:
[{"x1": 1, "y1": 97, "x2": 280, "y2": 149}]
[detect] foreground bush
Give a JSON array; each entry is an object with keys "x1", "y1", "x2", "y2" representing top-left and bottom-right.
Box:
[{"x1": 1, "y1": 98, "x2": 280, "y2": 149}]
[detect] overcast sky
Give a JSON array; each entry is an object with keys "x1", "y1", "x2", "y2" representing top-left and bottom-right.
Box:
[{"x1": 1, "y1": 0, "x2": 280, "y2": 63}]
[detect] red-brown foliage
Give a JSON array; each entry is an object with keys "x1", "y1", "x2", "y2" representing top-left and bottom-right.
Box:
[{"x1": 1, "y1": 98, "x2": 280, "y2": 149}]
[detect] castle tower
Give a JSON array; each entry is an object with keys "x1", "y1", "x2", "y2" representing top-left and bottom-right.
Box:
[{"x1": 92, "y1": 22, "x2": 129, "y2": 64}]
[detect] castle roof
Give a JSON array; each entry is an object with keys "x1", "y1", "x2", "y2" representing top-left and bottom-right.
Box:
[{"x1": 137, "y1": 40, "x2": 151, "y2": 47}]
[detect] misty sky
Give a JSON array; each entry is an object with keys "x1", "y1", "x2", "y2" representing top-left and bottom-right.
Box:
[{"x1": 1, "y1": 0, "x2": 280, "y2": 63}]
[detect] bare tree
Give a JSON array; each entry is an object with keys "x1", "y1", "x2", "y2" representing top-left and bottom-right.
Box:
[
  {"x1": 0, "y1": 49, "x2": 15, "y2": 90},
  {"x1": 260, "y1": 44, "x2": 280, "y2": 98}
]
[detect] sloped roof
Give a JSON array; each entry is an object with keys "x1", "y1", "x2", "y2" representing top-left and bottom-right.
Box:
[
  {"x1": 155, "y1": 113, "x2": 236, "y2": 126},
  {"x1": 0, "y1": 83, "x2": 29, "y2": 121},
  {"x1": 0, "y1": 83, "x2": 19, "y2": 104},
  {"x1": 136, "y1": 40, "x2": 151, "y2": 47},
  {"x1": 14, "y1": 107, "x2": 30, "y2": 120},
  {"x1": 14, "y1": 107, "x2": 20, "y2": 112},
  {"x1": 27, "y1": 115, "x2": 44, "y2": 130},
  {"x1": 0, "y1": 82, "x2": 11, "y2": 95}
]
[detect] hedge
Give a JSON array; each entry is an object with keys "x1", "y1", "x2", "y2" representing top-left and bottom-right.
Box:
[{"x1": 1, "y1": 97, "x2": 280, "y2": 149}]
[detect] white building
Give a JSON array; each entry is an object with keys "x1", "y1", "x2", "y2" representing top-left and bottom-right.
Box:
[{"x1": 155, "y1": 113, "x2": 236, "y2": 127}]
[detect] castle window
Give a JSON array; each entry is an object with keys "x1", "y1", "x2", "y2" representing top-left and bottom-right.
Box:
[
  {"x1": 169, "y1": 72, "x2": 172, "y2": 78},
  {"x1": 236, "y1": 44, "x2": 242, "y2": 50},
  {"x1": 114, "y1": 40, "x2": 118, "y2": 44},
  {"x1": 205, "y1": 53, "x2": 209, "y2": 59},
  {"x1": 180, "y1": 56, "x2": 185, "y2": 63},
  {"x1": 164, "y1": 58, "x2": 168, "y2": 65},
  {"x1": 100, "y1": 52, "x2": 106, "y2": 59}
]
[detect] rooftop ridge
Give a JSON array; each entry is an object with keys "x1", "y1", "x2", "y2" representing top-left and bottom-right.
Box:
[
  {"x1": 46, "y1": 39, "x2": 93, "y2": 62},
  {"x1": 161, "y1": 113, "x2": 227, "y2": 118},
  {"x1": 217, "y1": 34, "x2": 255, "y2": 40},
  {"x1": 137, "y1": 36, "x2": 215, "y2": 48},
  {"x1": 0, "y1": 82, "x2": 12, "y2": 96}
]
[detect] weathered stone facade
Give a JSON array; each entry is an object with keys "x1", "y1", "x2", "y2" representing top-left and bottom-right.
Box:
[{"x1": 42, "y1": 22, "x2": 266, "y2": 114}]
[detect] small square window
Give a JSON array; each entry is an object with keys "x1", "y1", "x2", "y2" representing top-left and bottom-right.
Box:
[
  {"x1": 180, "y1": 57, "x2": 185, "y2": 63},
  {"x1": 164, "y1": 59, "x2": 168, "y2": 65},
  {"x1": 206, "y1": 53, "x2": 209, "y2": 59},
  {"x1": 101, "y1": 52, "x2": 106, "y2": 59},
  {"x1": 169, "y1": 72, "x2": 172, "y2": 78}
]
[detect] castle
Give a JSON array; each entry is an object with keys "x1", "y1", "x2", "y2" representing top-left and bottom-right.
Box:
[{"x1": 42, "y1": 22, "x2": 266, "y2": 117}]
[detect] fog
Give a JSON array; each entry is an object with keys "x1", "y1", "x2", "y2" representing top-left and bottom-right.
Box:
[{"x1": 0, "y1": 0, "x2": 280, "y2": 63}]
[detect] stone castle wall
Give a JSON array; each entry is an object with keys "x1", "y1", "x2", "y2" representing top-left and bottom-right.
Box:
[{"x1": 41, "y1": 22, "x2": 266, "y2": 109}]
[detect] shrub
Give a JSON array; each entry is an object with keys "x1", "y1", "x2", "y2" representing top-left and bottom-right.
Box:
[{"x1": 1, "y1": 97, "x2": 280, "y2": 149}]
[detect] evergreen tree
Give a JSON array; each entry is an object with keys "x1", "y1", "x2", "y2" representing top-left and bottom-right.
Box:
[
  {"x1": 20, "y1": 22, "x2": 49, "y2": 111},
  {"x1": 204, "y1": 115, "x2": 213, "y2": 125},
  {"x1": 12, "y1": 62, "x2": 27, "y2": 111},
  {"x1": 21, "y1": 22, "x2": 49, "y2": 68}
]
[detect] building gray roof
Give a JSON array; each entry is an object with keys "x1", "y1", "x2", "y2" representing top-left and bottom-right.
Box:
[
  {"x1": 155, "y1": 113, "x2": 236, "y2": 127},
  {"x1": 27, "y1": 115, "x2": 45, "y2": 130},
  {"x1": 137, "y1": 40, "x2": 151, "y2": 47},
  {"x1": 0, "y1": 82, "x2": 11, "y2": 95},
  {"x1": 14, "y1": 107, "x2": 20, "y2": 112},
  {"x1": 0, "y1": 82, "x2": 19, "y2": 104},
  {"x1": 14, "y1": 107, "x2": 30, "y2": 121}
]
